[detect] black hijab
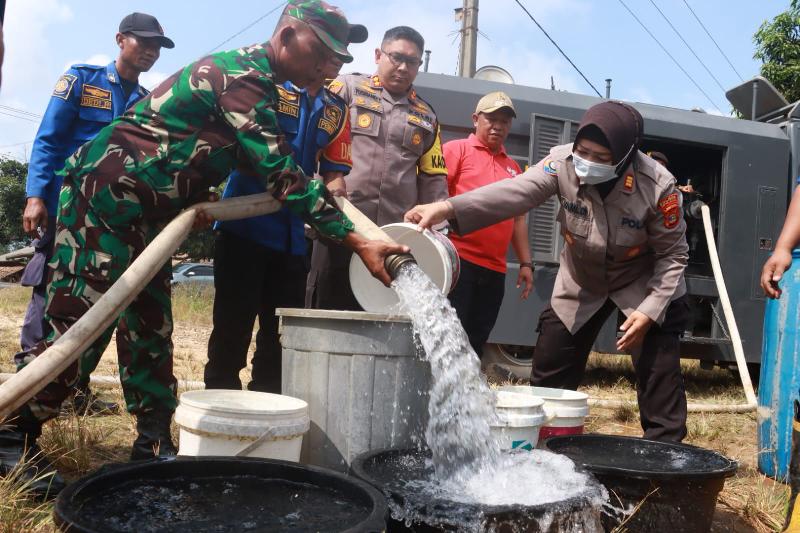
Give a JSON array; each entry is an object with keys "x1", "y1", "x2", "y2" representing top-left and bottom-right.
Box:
[{"x1": 574, "y1": 101, "x2": 643, "y2": 172}]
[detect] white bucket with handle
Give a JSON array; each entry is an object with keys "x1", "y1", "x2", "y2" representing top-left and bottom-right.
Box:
[
  {"x1": 174, "y1": 390, "x2": 309, "y2": 461},
  {"x1": 490, "y1": 391, "x2": 551, "y2": 451},
  {"x1": 499, "y1": 385, "x2": 590, "y2": 442},
  {"x1": 349, "y1": 222, "x2": 460, "y2": 313}
]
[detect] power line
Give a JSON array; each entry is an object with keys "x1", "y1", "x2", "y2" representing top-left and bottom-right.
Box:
[
  {"x1": 0, "y1": 110, "x2": 39, "y2": 123},
  {"x1": 0, "y1": 139, "x2": 33, "y2": 149},
  {"x1": 682, "y1": 0, "x2": 744, "y2": 82},
  {"x1": 205, "y1": 2, "x2": 287, "y2": 55},
  {"x1": 648, "y1": 0, "x2": 728, "y2": 94},
  {"x1": 513, "y1": 0, "x2": 602, "y2": 97},
  {"x1": 617, "y1": 0, "x2": 723, "y2": 113},
  {"x1": 0, "y1": 105, "x2": 42, "y2": 119}
]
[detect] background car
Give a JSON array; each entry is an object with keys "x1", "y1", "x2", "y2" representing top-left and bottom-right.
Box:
[{"x1": 171, "y1": 263, "x2": 214, "y2": 286}]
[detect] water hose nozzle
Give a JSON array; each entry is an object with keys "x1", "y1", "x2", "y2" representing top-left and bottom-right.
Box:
[{"x1": 385, "y1": 253, "x2": 417, "y2": 280}]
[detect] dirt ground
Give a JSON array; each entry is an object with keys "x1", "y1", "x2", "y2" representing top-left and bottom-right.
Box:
[{"x1": 0, "y1": 284, "x2": 787, "y2": 532}]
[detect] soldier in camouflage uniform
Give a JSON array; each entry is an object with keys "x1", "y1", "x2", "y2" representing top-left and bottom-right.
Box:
[{"x1": 0, "y1": 0, "x2": 405, "y2": 499}]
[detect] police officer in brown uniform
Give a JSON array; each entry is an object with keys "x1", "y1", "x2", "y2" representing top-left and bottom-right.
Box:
[
  {"x1": 406, "y1": 101, "x2": 690, "y2": 442},
  {"x1": 306, "y1": 25, "x2": 448, "y2": 309}
]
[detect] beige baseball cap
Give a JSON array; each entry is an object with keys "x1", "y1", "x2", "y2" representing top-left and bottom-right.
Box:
[{"x1": 475, "y1": 91, "x2": 516, "y2": 117}]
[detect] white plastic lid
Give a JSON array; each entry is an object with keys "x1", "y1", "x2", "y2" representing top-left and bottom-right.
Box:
[
  {"x1": 179, "y1": 389, "x2": 308, "y2": 416},
  {"x1": 495, "y1": 390, "x2": 546, "y2": 409},
  {"x1": 349, "y1": 223, "x2": 452, "y2": 314}
]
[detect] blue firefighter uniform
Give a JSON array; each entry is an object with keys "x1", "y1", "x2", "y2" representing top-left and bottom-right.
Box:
[
  {"x1": 205, "y1": 80, "x2": 352, "y2": 392},
  {"x1": 20, "y1": 62, "x2": 149, "y2": 350}
]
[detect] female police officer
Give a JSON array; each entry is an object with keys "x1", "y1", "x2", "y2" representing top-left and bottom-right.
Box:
[{"x1": 406, "y1": 101, "x2": 690, "y2": 442}]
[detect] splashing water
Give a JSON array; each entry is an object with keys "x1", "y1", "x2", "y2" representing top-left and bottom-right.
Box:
[
  {"x1": 391, "y1": 262, "x2": 609, "y2": 530},
  {"x1": 393, "y1": 262, "x2": 500, "y2": 484}
]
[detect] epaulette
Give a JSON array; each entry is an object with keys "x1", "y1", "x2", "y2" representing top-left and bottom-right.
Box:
[
  {"x1": 69, "y1": 63, "x2": 105, "y2": 71},
  {"x1": 634, "y1": 151, "x2": 662, "y2": 184},
  {"x1": 408, "y1": 89, "x2": 438, "y2": 121},
  {"x1": 325, "y1": 78, "x2": 345, "y2": 96}
]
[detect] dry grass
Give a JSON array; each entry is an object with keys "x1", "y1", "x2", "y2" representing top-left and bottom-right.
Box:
[{"x1": 0, "y1": 284, "x2": 789, "y2": 531}]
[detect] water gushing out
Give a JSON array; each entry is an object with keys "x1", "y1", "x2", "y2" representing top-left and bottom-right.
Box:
[{"x1": 390, "y1": 262, "x2": 608, "y2": 531}]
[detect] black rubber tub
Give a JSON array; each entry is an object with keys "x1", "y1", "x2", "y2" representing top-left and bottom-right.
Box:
[
  {"x1": 54, "y1": 456, "x2": 388, "y2": 533},
  {"x1": 545, "y1": 434, "x2": 738, "y2": 533},
  {"x1": 351, "y1": 447, "x2": 606, "y2": 532}
]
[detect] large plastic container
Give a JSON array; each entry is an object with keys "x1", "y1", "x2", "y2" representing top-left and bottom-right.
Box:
[
  {"x1": 546, "y1": 435, "x2": 737, "y2": 533},
  {"x1": 351, "y1": 447, "x2": 606, "y2": 532},
  {"x1": 278, "y1": 308, "x2": 431, "y2": 472},
  {"x1": 54, "y1": 456, "x2": 388, "y2": 532},
  {"x1": 499, "y1": 385, "x2": 589, "y2": 441},
  {"x1": 759, "y1": 250, "x2": 800, "y2": 479},
  {"x1": 491, "y1": 391, "x2": 549, "y2": 451},
  {"x1": 349, "y1": 222, "x2": 459, "y2": 313},
  {"x1": 174, "y1": 389, "x2": 309, "y2": 461}
]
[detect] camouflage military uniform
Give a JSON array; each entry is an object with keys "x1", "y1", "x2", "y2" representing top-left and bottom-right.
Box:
[{"x1": 15, "y1": 42, "x2": 353, "y2": 423}]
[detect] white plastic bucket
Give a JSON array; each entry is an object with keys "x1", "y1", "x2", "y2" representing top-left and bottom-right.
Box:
[
  {"x1": 174, "y1": 390, "x2": 310, "y2": 461},
  {"x1": 349, "y1": 222, "x2": 460, "y2": 313},
  {"x1": 498, "y1": 386, "x2": 589, "y2": 442},
  {"x1": 490, "y1": 391, "x2": 549, "y2": 451}
]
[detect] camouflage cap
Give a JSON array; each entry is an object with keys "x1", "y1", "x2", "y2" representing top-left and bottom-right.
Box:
[{"x1": 284, "y1": 0, "x2": 367, "y2": 64}]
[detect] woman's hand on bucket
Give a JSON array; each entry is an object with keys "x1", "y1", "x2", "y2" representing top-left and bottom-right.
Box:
[
  {"x1": 404, "y1": 201, "x2": 455, "y2": 231},
  {"x1": 345, "y1": 233, "x2": 410, "y2": 287}
]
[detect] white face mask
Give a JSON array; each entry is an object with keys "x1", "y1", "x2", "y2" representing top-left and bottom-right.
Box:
[{"x1": 572, "y1": 153, "x2": 617, "y2": 185}]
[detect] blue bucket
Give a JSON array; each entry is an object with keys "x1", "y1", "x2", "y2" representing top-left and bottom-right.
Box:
[{"x1": 758, "y1": 250, "x2": 800, "y2": 479}]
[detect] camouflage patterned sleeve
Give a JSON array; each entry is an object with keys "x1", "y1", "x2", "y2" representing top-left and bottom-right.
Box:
[
  {"x1": 285, "y1": 179, "x2": 354, "y2": 240},
  {"x1": 217, "y1": 68, "x2": 353, "y2": 240}
]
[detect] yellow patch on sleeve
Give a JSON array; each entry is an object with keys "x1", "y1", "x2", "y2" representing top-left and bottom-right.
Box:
[{"x1": 417, "y1": 125, "x2": 447, "y2": 175}]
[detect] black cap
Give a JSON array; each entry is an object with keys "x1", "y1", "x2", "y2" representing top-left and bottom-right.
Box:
[
  {"x1": 348, "y1": 24, "x2": 368, "y2": 44},
  {"x1": 119, "y1": 12, "x2": 174, "y2": 49}
]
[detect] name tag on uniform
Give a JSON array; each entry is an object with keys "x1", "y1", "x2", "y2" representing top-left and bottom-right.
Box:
[
  {"x1": 277, "y1": 86, "x2": 300, "y2": 118},
  {"x1": 407, "y1": 112, "x2": 433, "y2": 132},
  {"x1": 80, "y1": 84, "x2": 112, "y2": 110}
]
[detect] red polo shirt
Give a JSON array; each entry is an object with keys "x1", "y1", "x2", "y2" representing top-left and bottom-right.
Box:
[{"x1": 444, "y1": 134, "x2": 522, "y2": 273}]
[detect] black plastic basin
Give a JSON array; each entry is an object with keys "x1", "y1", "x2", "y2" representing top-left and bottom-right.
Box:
[
  {"x1": 351, "y1": 447, "x2": 606, "y2": 532},
  {"x1": 545, "y1": 434, "x2": 738, "y2": 533},
  {"x1": 54, "y1": 456, "x2": 387, "y2": 533}
]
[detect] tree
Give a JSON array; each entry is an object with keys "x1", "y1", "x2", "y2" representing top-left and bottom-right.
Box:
[
  {"x1": 0, "y1": 158, "x2": 29, "y2": 253},
  {"x1": 754, "y1": 0, "x2": 800, "y2": 103}
]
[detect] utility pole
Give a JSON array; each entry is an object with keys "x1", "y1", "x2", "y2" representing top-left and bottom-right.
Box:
[
  {"x1": 605, "y1": 79, "x2": 612, "y2": 99},
  {"x1": 423, "y1": 50, "x2": 432, "y2": 72},
  {"x1": 456, "y1": 0, "x2": 479, "y2": 78}
]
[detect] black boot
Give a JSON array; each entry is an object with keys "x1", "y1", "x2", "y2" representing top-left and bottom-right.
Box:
[
  {"x1": 130, "y1": 410, "x2": 178, "y2": 461},
  {"x1": 785, "y1": 401, "x2": 800, "y2": 531},
  {"x1": 0, "y1": 419, "x2": 66, "y2": 499},
  {"x1": 66, "y1": 380, "x2": 119, "y2": 416}
]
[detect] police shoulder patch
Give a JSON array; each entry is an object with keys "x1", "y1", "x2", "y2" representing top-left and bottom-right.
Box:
[
  {"x1": 53, "y1": 74, "x2": 77, "y2": 100},
  {"x1": 326, "y1": 79, "x2": 344, "y2": 95},
  {"x1": 658, "y1": 192, "x2": 680, "y2": 229},
  {"x1": 543, "y1": 159, "x2": 558, "y2": 175}
]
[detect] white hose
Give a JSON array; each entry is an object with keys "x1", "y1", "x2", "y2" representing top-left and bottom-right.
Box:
[
  {"x1": 700, "y1": 203, "x2": 758, "y2": 408},
  {"x1": 0, "y1": 373, "x2": 205, "y2": 391},
  {"x1": 0, "y1": 193, "x2": 282, "y2": 420}
]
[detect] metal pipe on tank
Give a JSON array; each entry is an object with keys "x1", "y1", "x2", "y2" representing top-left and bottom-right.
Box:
[
  {"x1": 752, "y1": 79, "x2": 759, "y2": 120},
  {"x1": 424, "y1": 50, "x2": 431, "y2": 72},
  {"x1": 605, "y1": 79, "x2": 612, "y2": 99}
]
